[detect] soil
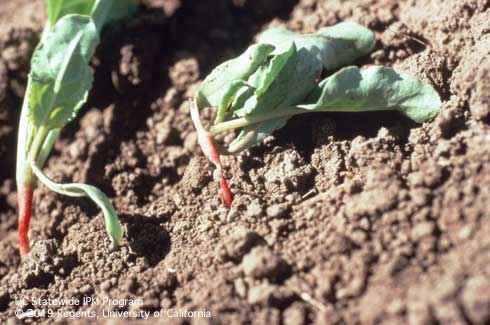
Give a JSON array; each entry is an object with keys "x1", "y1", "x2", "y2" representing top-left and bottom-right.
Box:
[{"x1": 1, "y1": 0, "x2": 490, "y2": 324}]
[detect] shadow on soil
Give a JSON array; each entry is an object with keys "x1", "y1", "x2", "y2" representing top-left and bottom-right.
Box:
[{"x1": 122, "y1": 213, "x2": 171, "y2": 266}]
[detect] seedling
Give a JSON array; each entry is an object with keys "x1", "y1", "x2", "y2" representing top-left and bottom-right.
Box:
[
  {"x1": 16, "y1": 0, "x2": 137, "y2": 255},
  {"x1": 191, "y1": 22, "x2": 441, "y2": 206}
]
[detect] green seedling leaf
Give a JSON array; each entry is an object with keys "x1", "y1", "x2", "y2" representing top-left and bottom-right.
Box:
[
  {"x1": 258, "y1": 22, "x2": 375, "y2": 72},
  {"x1": 249, "y1": 42, "x2": 296, "y2": 97},
  {"x1": 235, "y1": 44, "x2": 321, "y2": 117},
  {"x1": 28, "y1": 15, "x2": 98, "y2": 130},
  {"x1": 193, "y1": 22, "x2": 441, "y2": 208},
  {"x1": 196, "y1": 43, "x2": 275, "y2": 108},
  {"x1": 224, "y1": 45, "x2": 322, "y2": 151},
  {"x1": 198, "y1": 23, "x2": 375, "y2": 153},
  {"x1": 35, "y1": 0, "x2": 138, "y2": 131},
  {"x1": 90, "y1": 0, "x2": 138, "y2": 33},
  {"x1": 16, "y1": 0, "x2": 138, "y2": 254},
  {"x1": 47, "y1": 0, "x2": 137, "y2": 29},
  {"x1": 47, "y1": 0, "x2": 94, "y2": 27},
  {"x1": 30, "y1": 161, "x2": 123, "y2": 247},
  {"x1": 301, "y1": 65, "x2": 441, "y2": 123},
  {"x1": 215, "y1": 80, "x2": 251, "y2": 123}
]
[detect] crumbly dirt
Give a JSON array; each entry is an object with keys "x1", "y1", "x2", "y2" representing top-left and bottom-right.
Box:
[{"x1": 1, "y1": 0, "x2": 490, "y2": 324}]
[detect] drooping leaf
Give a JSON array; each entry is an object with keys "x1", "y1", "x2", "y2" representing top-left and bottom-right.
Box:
[
  {"x1": 30, "y1": 162, "x2": 122, "y2": 246},
  {"x1": 248, "y1": 42, "x2": 296, "y2": 97},
  {"x1": 226, "y1": 65, "x2": 441, "y2": 152},
  {"x1": 196, "y1": 43, "x2": 275, "y2": 108},
  {"x1": 28, "y1": 15, "x2": 98, "y2": 130},
  {"x1": 215, "y1": 79, "x2": 252, "y2": 123},
  {"x1": 301, "y1": 66, "x2": 441, "y2": 123},
  {"x1": 224, "y1": 44, "x2": 322, "y2": 151},
  {"x1": 235, "y1": 44, "x2": 322, "y2": 117},
  {"x1": 258, "y1": 22, "x2": 375, "y2": 72},
  {"x1": 219, "y1": 43, "x2": 297, "y2": 120}
]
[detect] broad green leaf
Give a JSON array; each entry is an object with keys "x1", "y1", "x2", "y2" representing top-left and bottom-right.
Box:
[
  {"x1": 234, "y1": 44, "x2": 322, "y2": 117},
  {"x1": 215, "y1": 80, "x2": 252, "y2": 123},
  {"x1": 224, "y1": 44, "x2": 321, "y2": 150},
  {"x1": 31, "y1": 162, "x2": 123, "y2": 246},
  {"x1": 47, "y1": 0, "x2": 94, "y2": 27},
  {"x1": 196, "y1": 43, "x2": 275, "y2": 108},
  {"x1": 249, "y1": 42, "x2": 296, "y2": 97},
  {"x1": 258, "y1": 22, "x2": 375, "y2": 72},
  {"x1": 47, "y1": 0, "x2": 137, "y2": 29},
  {"x1": 223, "y1": 82, "x2": 257, "y2": 121},
  {"x1": 90, "y1": 0, "x2": 138, "y2": 33},
  {"x1": 221, "y1": 43, "x2": 296, "y2": 120},
  {"x1": 28, "y1": 15, "x2": 98, "y2": 130},
  {"x1": 302, "y1": 66, "x2": 441, "y2": 123}
]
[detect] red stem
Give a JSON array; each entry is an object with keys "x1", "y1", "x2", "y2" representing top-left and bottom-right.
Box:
[
  {"x1": 220, "y1": 179, "x2": 232, "y2": 208},
  {"x1": 198, "y1": 129, "x2": 234, "y2": 208},
  {"x1": 190, "y1": 99, "x2": 234, "y2": 207},
  {"x1": 18, "y1": 186, "x2": 34, "y2": 255}
]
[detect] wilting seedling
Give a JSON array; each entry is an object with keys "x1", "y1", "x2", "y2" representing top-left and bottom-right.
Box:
[
  {"x1": 191, "y1": 22, "x2": 441, "y2": 207},
  {"x1": 16, "y1": 0, "x2": 137, "y2": 255}
]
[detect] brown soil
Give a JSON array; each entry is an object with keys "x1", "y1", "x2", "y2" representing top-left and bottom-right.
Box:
[{"x1": 1, "y1": 0, "x2": 490, "y2": 324}]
